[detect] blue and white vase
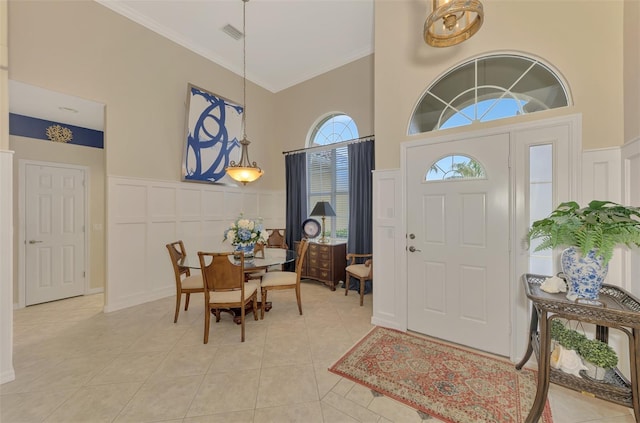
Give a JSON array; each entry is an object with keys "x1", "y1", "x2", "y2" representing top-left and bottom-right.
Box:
[
  {"x1": 234, "y1": 243, "x2": 255, "y2": 260},
  {"x1": 561, "y1": 246, "x2": 608, "y2": 301}
]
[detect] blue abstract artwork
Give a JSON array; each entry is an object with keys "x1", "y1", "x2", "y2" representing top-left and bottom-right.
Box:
[{"x1": 182, "y1": 84, "x2": 242, "y2": 184}]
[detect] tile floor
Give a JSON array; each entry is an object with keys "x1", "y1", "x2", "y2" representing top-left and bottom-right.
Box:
[{"x1": 1, "y1": 281, "x2": 636, "y2": 422}]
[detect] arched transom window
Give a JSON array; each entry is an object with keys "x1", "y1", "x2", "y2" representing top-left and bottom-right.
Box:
[{"x1": 409, "y1": 54, "x2": 570, "y2": 134}]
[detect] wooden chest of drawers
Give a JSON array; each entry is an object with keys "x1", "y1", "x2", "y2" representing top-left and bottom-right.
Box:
[{"x1": 295, "y1": 240, "x2": 346, "y2": 290}]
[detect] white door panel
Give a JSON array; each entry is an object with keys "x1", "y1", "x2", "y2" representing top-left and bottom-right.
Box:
[
  {"x1": 407, "y1": 133, "x2": 510, "y2": 356},
  {"x1": 25, "y1": 164, "x2": 86, "y2": 305}
]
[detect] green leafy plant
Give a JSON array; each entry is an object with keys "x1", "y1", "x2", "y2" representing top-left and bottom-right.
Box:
[
  {"x1": 550, "y1": 320, "x2": 587, "y2": 350},
  {"x1": 577, "y1": 338, "x2": 618, "y2": 369},
  {"x1": 527, "y1": 200, "x2": 640, "y2": 265}
]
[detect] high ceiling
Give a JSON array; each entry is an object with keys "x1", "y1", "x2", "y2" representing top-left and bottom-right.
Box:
[{"x1": 96, "y1": 0, "x2": 375, "y2": 93}]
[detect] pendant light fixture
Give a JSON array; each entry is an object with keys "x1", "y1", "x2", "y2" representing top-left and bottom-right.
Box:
[
  {"x1": 225, "y1": 0, "x2": 264, "y2": 185},
  {"x1": 424, "y1": 0, "x2": 484, "y2": 47}
]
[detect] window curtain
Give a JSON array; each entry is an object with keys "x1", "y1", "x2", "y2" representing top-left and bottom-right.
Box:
[
  {"x1": 347, "y1": 139, "x2": 375, "y2": 292},
  {"x1": 285, "y1": 152, "x2": 307, "y2": 253}
]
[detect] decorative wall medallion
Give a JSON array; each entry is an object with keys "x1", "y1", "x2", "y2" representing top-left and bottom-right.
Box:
[{"x1": 45, "y1": 124, "x2": 73, "y2": 143}]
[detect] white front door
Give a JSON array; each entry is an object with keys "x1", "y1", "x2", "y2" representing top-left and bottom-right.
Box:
[
  {"x1": 406, "y1": 133, "x2": 510, "y2": 356},
  {"x1": 25, "y1": 163, "x2": 86, "y2": 305}
]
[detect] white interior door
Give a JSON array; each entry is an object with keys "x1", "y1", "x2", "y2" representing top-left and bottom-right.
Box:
[
  {"x1": 25, "y1": 163, "x2": 86, "y2": 305},
  {"x1": 406, "y1": 133, "x2": 510, "y2": 356}
]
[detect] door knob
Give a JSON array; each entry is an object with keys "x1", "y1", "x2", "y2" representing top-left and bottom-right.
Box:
[
  {"x1": 28, "y1": 240, "x2": 43, "y2": 244},
  {"x1": 408, "y1": 246, "x2": 421, "y2": 252}
]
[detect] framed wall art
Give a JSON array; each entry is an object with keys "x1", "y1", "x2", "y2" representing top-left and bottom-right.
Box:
[{"x1": 182, "y1": 83, "x2": 242, "y2": 184}]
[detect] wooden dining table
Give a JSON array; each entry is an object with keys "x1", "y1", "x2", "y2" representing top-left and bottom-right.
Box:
[{"x1": 179, "y1": 248, "x2": 296, "y2": 324}]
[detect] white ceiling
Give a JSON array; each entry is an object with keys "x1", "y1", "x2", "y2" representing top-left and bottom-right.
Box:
[{"x1": 96, "y1": 0, "x2": 376, "y2": 93}]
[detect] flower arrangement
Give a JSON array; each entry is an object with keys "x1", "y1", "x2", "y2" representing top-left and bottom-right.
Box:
[{"x1": 223, "y1": 215, "x2": 267, "y2": 247}]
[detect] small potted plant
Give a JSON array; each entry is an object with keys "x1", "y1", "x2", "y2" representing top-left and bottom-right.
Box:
[
  {"x1": 527, "y1": 200, "x2": 640, "y2": 300},
  {"x1": 549, "y1": 320, "x2": 589, "y2": 375},
  {"x1": 552, "y1": 323, "x2": 587, "y2": 351},
  {"x1": 577, "y1": 338, "x2": 618, "y2": 381}
]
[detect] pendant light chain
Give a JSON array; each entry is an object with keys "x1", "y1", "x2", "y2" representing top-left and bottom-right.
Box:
[
  {"x1": 242, "y1": 0, "x2": 247, "y2": 140},
  {"x1": 224, "y1": 0, "x2": 263, "y2": 185}
]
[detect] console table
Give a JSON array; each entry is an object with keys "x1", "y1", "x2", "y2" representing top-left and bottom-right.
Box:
[
  {"x1": 295, "y1": 240, "x2": 346, "y2": 290},
  {"x1": 516, "y1": 273, "x2": 640, "y2": 423}
]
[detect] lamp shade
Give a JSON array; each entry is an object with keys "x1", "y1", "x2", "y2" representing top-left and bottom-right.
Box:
[{"x1": 310, "y1": 201, "x2": 336, "y2": 217}]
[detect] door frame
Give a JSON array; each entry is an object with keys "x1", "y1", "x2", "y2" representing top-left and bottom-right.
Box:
[
  {"x1": 17, "y1": 159, "x2": 90, "y2": 308},
  {"x1": 400, "y1": 114, "x2": 582, "y2": 361}
]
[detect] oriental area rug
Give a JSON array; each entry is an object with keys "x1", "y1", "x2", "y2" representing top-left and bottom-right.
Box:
[{"x1": 329, "y1": 326, "x2": 553, "y2": 423}]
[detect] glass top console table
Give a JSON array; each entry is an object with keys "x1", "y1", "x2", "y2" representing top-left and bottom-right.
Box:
[{"x1": 516, "y1": 273, "x2": 640, "y2": 423}]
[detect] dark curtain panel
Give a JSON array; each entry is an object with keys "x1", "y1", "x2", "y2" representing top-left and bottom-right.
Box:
[
  {"x1": 285, "y1": 152, "x2": 307, "y2": 252},
  {"x1": 347, "y1": 139, "x2": 375, "y2": 292}
]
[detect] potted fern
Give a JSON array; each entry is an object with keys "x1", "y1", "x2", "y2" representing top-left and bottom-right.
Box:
[{"x1": 527, "y1": 200, "x2": 640, "y2": 300}]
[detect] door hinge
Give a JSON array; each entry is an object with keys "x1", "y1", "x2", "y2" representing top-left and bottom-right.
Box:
[{"x1": 83, "y1": 271, "x2": 86, "y2": 277}]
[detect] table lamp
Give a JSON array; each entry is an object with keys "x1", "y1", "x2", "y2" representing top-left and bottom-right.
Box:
[{"x1": 310, "y1": 201, "x2": 336, "y2": 244}]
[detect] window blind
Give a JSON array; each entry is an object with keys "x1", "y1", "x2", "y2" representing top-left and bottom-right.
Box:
[{"x1": 307, "y1": 146, "x2": 349, "y2": 239}]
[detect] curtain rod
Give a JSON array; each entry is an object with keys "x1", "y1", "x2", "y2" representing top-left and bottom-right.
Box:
[{"x1": 282, "y1": 134, "x2": 374, "y2": 156}]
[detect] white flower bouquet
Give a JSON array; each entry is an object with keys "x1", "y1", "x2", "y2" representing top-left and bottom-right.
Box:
[{"x1": 223, "y1": 214, "x2": 267, "y2": 247}]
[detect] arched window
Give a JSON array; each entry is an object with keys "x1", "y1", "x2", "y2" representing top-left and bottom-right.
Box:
[
  {"x1": 309, "y1": 114, "x2": 359, "y2": 146},
  {"x1": 409, "y1": 54, "x2": 570, "y2": 134},
  {"x1": 307, "y1": 114, "x2": 359, "y2": 239},
  {"x1": 426, "y1": 154, "x2": 486, "y2": 181}
]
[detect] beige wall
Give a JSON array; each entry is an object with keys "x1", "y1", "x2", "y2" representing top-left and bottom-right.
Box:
[
  {"x1": 1, "y1": 0, "x2": 8, "y2": 151},
  {"x1": 8, "y1": 0, "x2": 277, "y2": 189},
  {"x1": 8, "y1": 0, "x2": 375, "y2": 303},
  {"x1": 274, "y1": 54, "x2": 375, "y2": 184},
  {"x1": 10, "y1": 137, "x2": 105, "y2": 295},
  {"x1": 624, "y1": 0, "x2": 640, "y2": 143},
  {"x1": 374, "y1": 0, "x2": 626, "y2": 170}
]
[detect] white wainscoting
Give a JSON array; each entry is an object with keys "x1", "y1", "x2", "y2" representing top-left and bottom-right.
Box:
[
  {"x1": 582, "y1": 147, "x2": 624, "y2": 287},
  {"x1": 106, "y1": 176, "x2": 285, "y2": 313},
  {"x1": 622, "y1": 138, "x2": 640, "y2": 298},
  {"x1": 0, "y1": 150, "x2": 15, "y2": 384},
  {"x1": 371, "y1": 169, "x2": 406, "y2": 330}
]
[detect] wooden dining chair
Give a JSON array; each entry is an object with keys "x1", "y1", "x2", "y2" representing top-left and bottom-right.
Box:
[
  {"x1": 166, "y1": 240, "x2": 204, "y2": 323},
  {"x1": 345, "y1": 253, "x2": 373, "y2": 306},
  {"x1": 265, "y1": 229, "x2": 288, "y2": 249},
  {"x1": 259, "y1": 239, "x2": 309, "y2": 319},
  {"x1": 198, "y1": 251, "x2": 258, "y2": 343}
]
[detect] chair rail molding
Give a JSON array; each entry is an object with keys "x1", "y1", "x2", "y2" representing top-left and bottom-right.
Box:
[{"x1": 106, "y1": 175, "x2": 285, "y2": 313}]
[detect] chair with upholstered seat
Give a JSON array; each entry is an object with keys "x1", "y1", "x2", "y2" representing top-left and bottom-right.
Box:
[
  {"x1": 345, "y1": 253, "x2": 373, "y2": 306},
  {"x1": 259, "y1": 238, "x2": 309, "y2": 319},
  {"x1": 198, "y1": 251, "x2": 258, "y2": 343},
  {"x1": 166, "y1": 240, "x2": 204, "y2": 323}
]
